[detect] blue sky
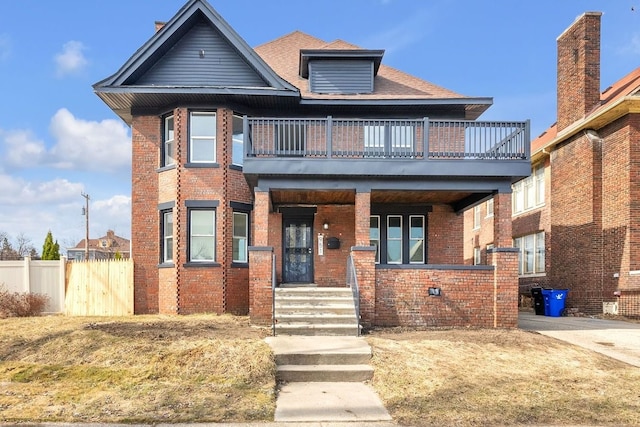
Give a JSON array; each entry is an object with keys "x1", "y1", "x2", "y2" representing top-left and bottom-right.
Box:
[{"x1": 0, "y1": 0, "x2": 638, "y2": 252}]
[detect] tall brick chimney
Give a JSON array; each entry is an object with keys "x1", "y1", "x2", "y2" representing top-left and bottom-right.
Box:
[{"x1": 556, "y1": 12, "x2": 602, "y2": 131}]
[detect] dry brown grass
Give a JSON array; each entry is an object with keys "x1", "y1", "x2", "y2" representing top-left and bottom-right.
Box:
[
  {"x1": 367, "y1": 327, "x2": 640, "y2": 426},
  {"x1": 0, "y1": 314, "x2": 274, "y2": 423}
]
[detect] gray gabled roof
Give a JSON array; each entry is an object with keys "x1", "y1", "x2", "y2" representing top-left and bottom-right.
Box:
[{"x1": 94, "y1": 0, "x2": 299, "y2": 124}]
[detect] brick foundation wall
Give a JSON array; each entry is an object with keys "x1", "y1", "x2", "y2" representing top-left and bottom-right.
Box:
[
  {"x1": 227, "y1": 267, "x2": 249, "y2": 315},
  {"x1": 619, "y1": 291, "x2": 640, "y2": 318},
  {"x1": 374, "y1": 267, "x2": 496, "y2": 327},
  {"x1": 249, "y1": 247, "x2": 274, "y2": 325}
]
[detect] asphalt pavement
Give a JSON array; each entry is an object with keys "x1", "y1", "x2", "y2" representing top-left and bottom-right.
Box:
[{"x1": 518, "y1": 311, "x2": 640, "y2": 367}]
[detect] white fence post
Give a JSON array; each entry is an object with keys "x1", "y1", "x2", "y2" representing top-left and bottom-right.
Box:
[{"x1": 23, "y1": 256, "x2": 31, "y2": 293}]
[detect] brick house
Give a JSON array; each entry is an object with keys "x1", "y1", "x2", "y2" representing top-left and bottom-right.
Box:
[
  {"x1": 67, "y1": 230, "x2": 131, "y2": 261},
  {"x1": 94, "y1": 0, "x2": 530, "y2": 328},
  {"x1": 465, "y1": 11, "x2": 640, "y2": 318}
]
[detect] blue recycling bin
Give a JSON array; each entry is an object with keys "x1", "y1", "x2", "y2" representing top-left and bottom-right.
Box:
[{"x1": 541, "y1": 289, "x2": 568, "y2": 317}]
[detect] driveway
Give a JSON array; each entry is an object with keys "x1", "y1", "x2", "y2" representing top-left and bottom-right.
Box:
[{"x1": 519, "y1": 311, "x2": 640, "y2": 367}]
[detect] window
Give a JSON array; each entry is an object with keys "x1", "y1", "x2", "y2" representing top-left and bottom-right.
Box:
[
  {"x1": 190, "y1": 112, "x2": 216, "y2": 163},
  {"x1": 162, "y1": 210, "x2": 173, "y2": 263},
  {"x1": 189, "y1": 209, "x2": 216, "y2": 262},
  {"x1": 370, "y1": 211, "x2": 428, "y2": 265},
  {"x1": 232, "y1": 212, "x2": 248, "y2": 263},
  {"x1": 232, "y1": 115, "x2": 244, "y2": 166},
  {"x1": 513, "y1": 232, "x2": 545, "y2": 275},
  {"x1": 370, "y1": 216, "x2": 381, "y2": 263},
  {"x1": 387, "y1": 216, "x2": 403, "y2": 264},
  {"x1": 473, "y1": 205, "x2": 481, "y2": 229},
  {"x1": 473, "y1": 247, "x2": 481, "y2": 265},
  {"x1": 513, "y1": 164, "x2": 545, "y2": 214},
  {"x1": 163, "y1": 115, "x2": 175, "y2": 166},
  {"x1": 486, "y1": 198, "x2": 494, "y2": 217},
  {"x1": 409, "y1": 216, "x2": 425, "y2": 263},
  {"x1": 364, "y1": 123, "x2": 415, "y2": 156}
]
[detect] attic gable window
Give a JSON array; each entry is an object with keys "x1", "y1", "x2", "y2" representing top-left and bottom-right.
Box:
[{"x1": 299, "y1": 49, "x2": 384, "y2": 95}]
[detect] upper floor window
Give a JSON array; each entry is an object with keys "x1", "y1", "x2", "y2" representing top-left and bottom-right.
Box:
[
  {"x1": 473, "y1": 205, "x2": 482, "y2": 229},
  {"x1": 163, "y1": 115, "x2": 175, "y2": 167},
  {"x1": 364, "y1": 123, "x2": 415, "y2": 156},
  {"x1": 190, "y1": 112, "x2": 216, "y2": 163},
  {"x1": 232, "y1": 115, "x2": 244, "y2": 167},
  {"x1": 513, "y1": 164, "x2": 544, "y2": 214},
  {"x1": 486, "y1": 198, "x2": 494, "y2": 217}
]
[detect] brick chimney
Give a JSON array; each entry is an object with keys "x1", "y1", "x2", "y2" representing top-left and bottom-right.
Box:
[
  {"x1": 556, "y1": 12, "x2": 602, "y2": 131},
  {"x1": 155, "y1": 21, "x2": 166, "y2": 33}
]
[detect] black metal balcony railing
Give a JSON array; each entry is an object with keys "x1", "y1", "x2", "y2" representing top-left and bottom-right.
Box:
[{"x1": 244, "y1": 117, "x2": 530, "y2": 160}]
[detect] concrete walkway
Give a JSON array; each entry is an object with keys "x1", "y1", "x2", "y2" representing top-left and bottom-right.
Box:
[
  {"x1": 265, "y1": 336, "x2": 392, "y2": 423},
  {"x1": 519, "y1": 311, "x2": 640, "y2": 367}
]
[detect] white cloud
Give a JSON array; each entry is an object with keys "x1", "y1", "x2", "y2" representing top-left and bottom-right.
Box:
[
  {"x1": 0, "y1": 35, "x2": 10, "y2": 61},
  {"x1": 49, "y1": 108, "x2": 131, "y2": 172},
  {"x1": 91, "y1": 194, "x2": 131, "y2": 238},
  {"x1": 54, "y1": 40, "x2": 88, "y2": 77},
  {"x1": 1, "y1": 129, "x2": 46, "y2": 168},
  {"x1": 0, "y1": 174, "x2": 83, "y2": 206}
]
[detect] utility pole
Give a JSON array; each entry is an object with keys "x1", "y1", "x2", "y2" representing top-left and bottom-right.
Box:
[{"x1": 81, "y1": 192, "x2": 90, "y2": 260}]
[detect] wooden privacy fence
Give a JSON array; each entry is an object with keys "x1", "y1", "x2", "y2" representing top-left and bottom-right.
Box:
[{"x1": 65, "y1": 259, "x2": 134, "y2": 316}]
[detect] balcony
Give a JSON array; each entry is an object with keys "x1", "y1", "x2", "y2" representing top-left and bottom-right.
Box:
[{"x1": 242, "y1": 117, "x2": 530, "y2": 180}]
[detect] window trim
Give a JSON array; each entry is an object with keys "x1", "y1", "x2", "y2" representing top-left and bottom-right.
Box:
[
  {"x1": 161, "y1": 210, "x2": 174, "y2": 264},
  {"x1": 370, "y1": 215, "x2": 381, "y2": 264},
  {"x1": 513, "y1": 231, "x2": 545, "y2": 276},
  {"x1": 486, "y1": 198, "x2": 494, "y2": 218},
  {"x1": 232, "y1": 211, "x2": 249, "y2": 264},
  {"x1": 232, "y1": 114, "x2": 244, "y2": 167},
  {"x1": 369, "y1": 207, "x2": 429, "y2": 265},
  {"x1": 189, "y1": 111, "x2": 217, "y2": 164},
  {"x1": 513, "y1": 164, "x2": 545, "y2": 216},
  {"x1": 188, "y1": 207, "x2": 216, "y2": 263},
  {"x1": 473, "y1": 205, "x2": 482, "y2": 229},
  {"x1": 408, "y1": 215, "x2": 425, "y2": 264},
  {"x1": 162, "y1": 114, "x2": 175, "y2": 167}
]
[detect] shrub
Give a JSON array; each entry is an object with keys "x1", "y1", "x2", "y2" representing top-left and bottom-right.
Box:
[{"x1": 0, "y1": 285, "x2": 50, "y2": 318}]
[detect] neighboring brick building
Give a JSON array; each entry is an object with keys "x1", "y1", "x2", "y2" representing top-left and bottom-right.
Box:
[
  {"x1": 67, "y1": 230, "x2": 131, "y2": 261},
  {"x1": 95, "y1": 0, "x2": 530, "y2": 327},
  {"x1": 465, "y1": 11, "x2": 640, "y2": 317}
]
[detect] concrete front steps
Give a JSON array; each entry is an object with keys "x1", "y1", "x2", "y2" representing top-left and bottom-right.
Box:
[
  {"x1": 274, "y1": 286, "x2": 360, "y2": 336},
  {"x1": 265, "y1": 335, "x2": 374, "y2": 382}
]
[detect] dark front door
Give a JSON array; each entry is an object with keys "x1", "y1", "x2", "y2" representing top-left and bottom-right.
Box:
[{"x1": 283, "y1": 217, "x2": 313, "y2": 283}]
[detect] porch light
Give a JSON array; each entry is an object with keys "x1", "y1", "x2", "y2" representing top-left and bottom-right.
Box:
[{"x1": 323, "y1": 222, "x2": 329, "y2": 230}]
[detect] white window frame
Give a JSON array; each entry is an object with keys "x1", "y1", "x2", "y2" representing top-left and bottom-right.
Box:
[
  {"x1": 473, "y1": 247, "x2": 481, "y2": 265},
  {"x1": 473, "y1": 205, "x2": 481, "y2": 229},
  {"x1": 486, "y1": 198, "x2": 494, "y2": 218},
  {"x1": 513, "y1": 164, "x2": 545, "y2": 215},
  {"x1": 189, "y1": 209, "x2": 216, "y2": 262},
  {"x1": 513, "y1": 231, "x2": 545, "y2": 276},
  {"x1": 163, "y1": 115, "x2": 175, "y2": 166},
  {"x1": 162, "y1": 210, "x2": 173, "y2": 263},
  {"x1": 232, "y1": 115, "x2": 244, "y2": 167},
  {"x1": 232, "y1": 212, "x2": 248, "y2": 263},
  {"x1": 189, "y1": 112, "x2": 216, "y2": 163}
]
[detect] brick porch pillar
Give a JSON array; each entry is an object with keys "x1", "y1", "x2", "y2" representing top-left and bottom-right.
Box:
[
  {"x1": 352, "y1": 191, "x2": 376, "y2": 328},
  {"x1": 489, "y1": 192, "x2": 519, "y2": 328},
  {"x1": 249, "y1": 190, "x2": 274, "y2": 326}
]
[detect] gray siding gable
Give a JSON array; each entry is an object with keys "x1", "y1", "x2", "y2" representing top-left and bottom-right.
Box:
[
  {"x1": 309, "y1": 60, "x2": 374, "y2": 94},
  {"x1": 135, "y1": 18, "x2": 268, "y2": 88}
]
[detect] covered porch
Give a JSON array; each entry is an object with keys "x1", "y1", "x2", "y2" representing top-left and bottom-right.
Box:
[{"x1": 248, "y1": 187, "x2": 518, "y2": 329}]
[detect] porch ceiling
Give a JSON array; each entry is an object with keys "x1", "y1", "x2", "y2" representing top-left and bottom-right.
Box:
[{"x1": 269, "y1": 189, "x2": 478, "y2": 206}]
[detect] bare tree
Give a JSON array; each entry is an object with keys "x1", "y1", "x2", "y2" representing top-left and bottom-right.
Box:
[{"x1": 15, "y1": 233, "x2": 36, "y2": 259}]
